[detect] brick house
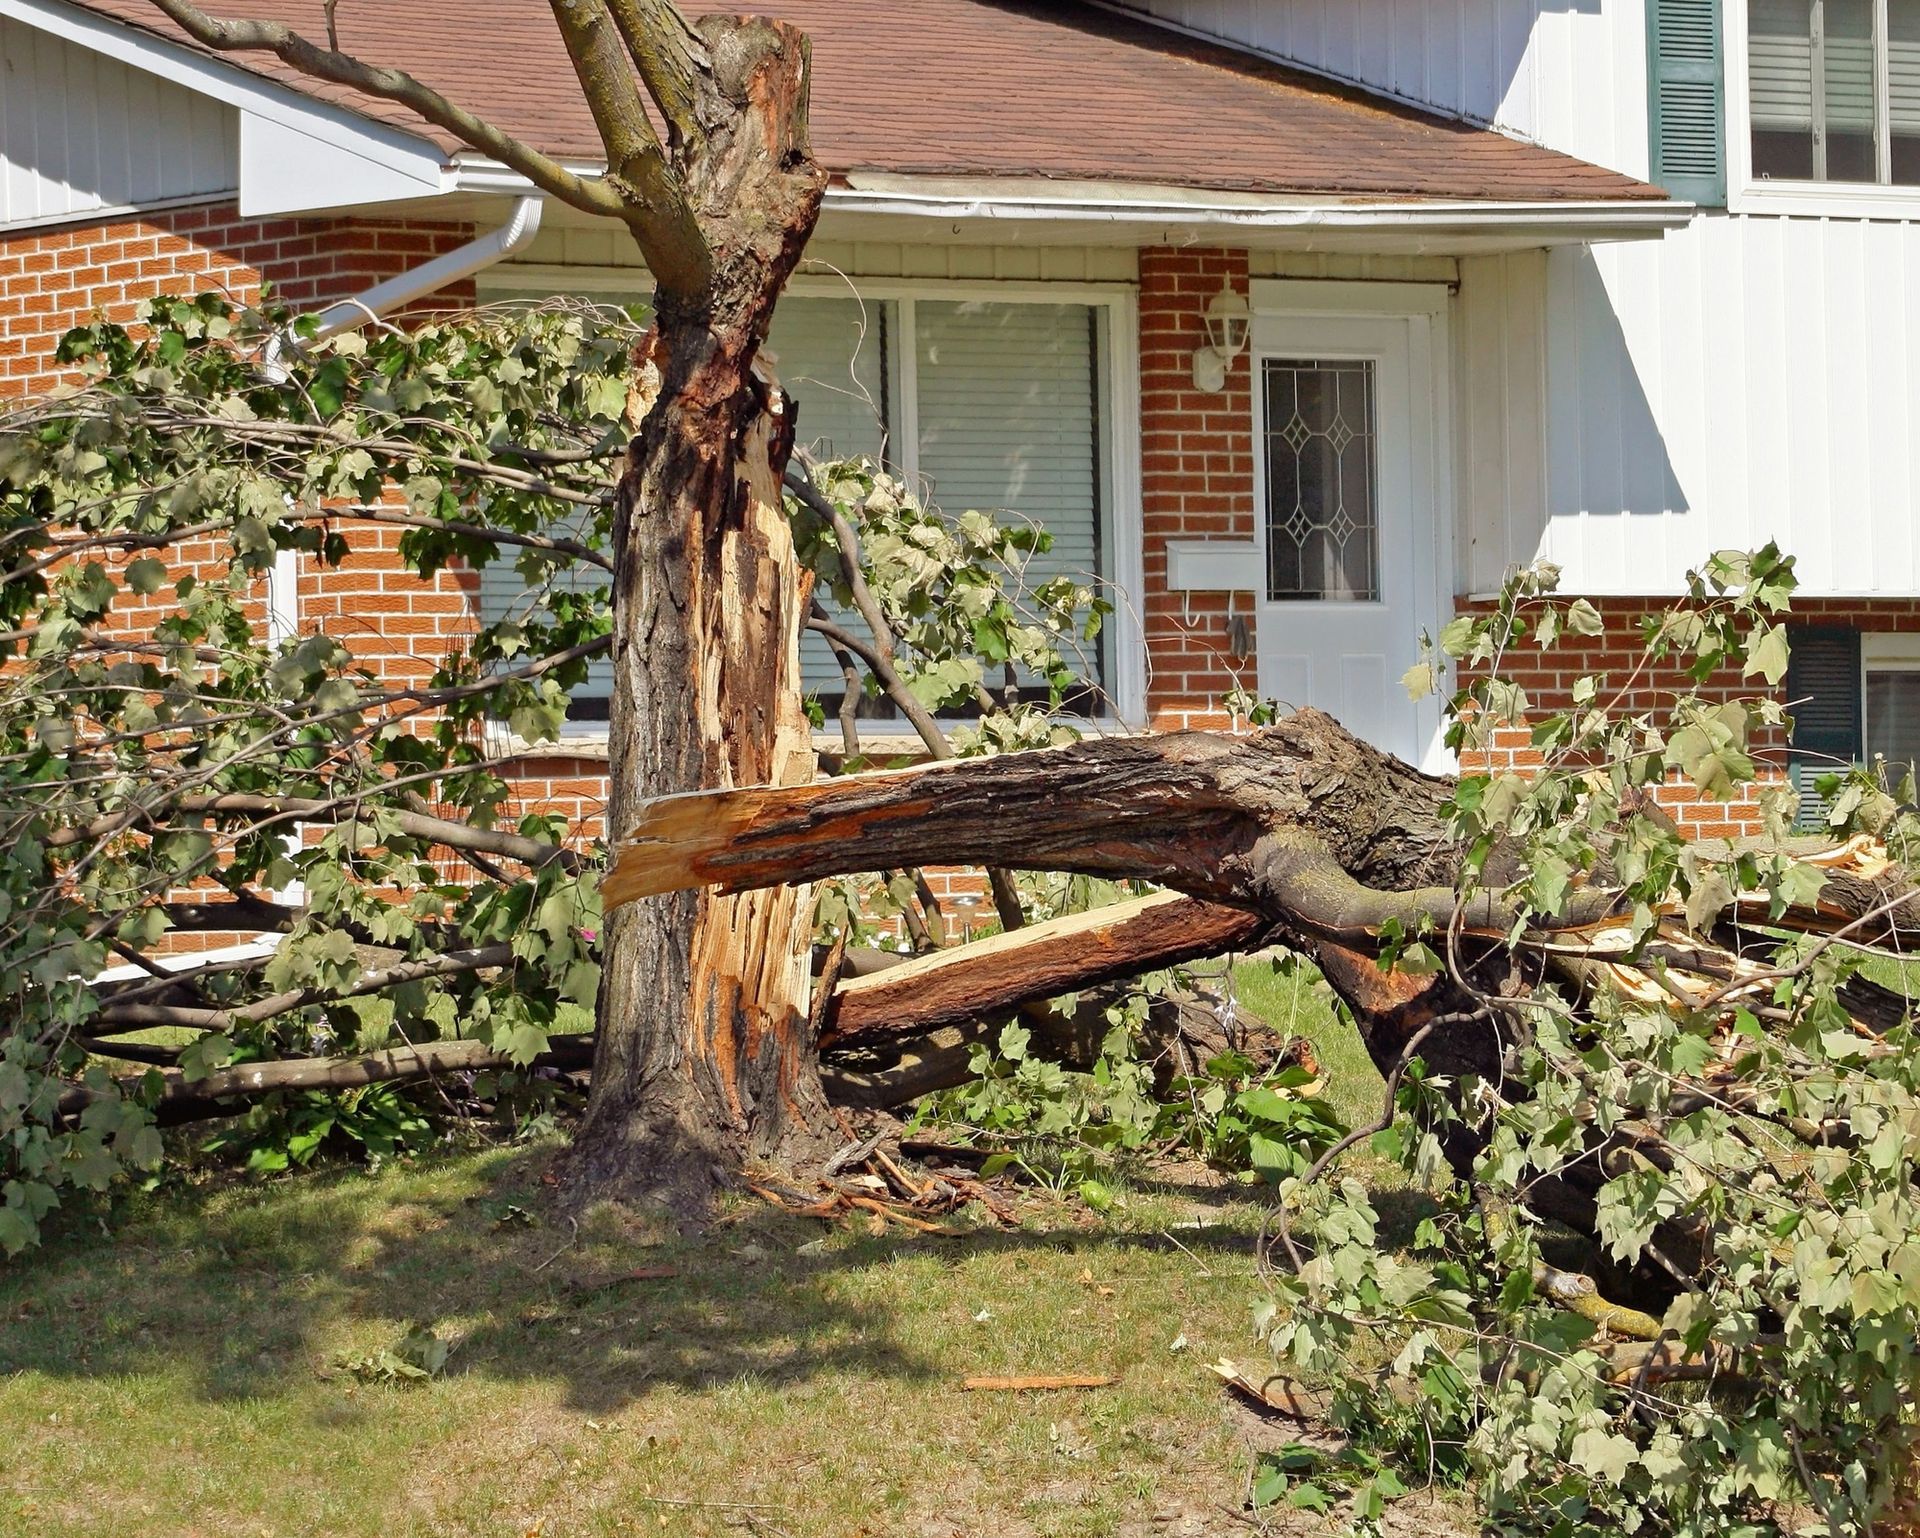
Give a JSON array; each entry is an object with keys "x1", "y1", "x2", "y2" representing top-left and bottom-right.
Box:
[{"x1": 4, "y1": 0, "x2": 1916, "y2": 837}]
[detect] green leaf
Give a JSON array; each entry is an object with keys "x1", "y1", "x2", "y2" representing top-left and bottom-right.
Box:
[
  {"x1": 1744, "y1": 623, "x2": 1791, "y2": 686},
  {"x1": 1569, "y1": 1427, "x2": 1639, "y2": 1482},
  {"x1": 125, "y1": 557, "x2": 170, "y2": 596}
]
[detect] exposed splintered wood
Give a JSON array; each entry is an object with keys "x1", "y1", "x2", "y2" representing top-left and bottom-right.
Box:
[{"x1": 820, "y1": 892, "x2": 1268, "y2": 1048}]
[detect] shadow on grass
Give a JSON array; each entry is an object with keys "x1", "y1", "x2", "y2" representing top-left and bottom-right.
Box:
[{"x1": 0, "y1": 1139, "x2": 1275, "y2": 1417}]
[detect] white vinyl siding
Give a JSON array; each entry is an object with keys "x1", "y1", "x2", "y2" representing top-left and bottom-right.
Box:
[{"x1": 1, "y1": 16, "x2": 236, "y2": 229}]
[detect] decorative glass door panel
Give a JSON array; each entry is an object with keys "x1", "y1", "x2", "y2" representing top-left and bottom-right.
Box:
[{"x1": 1262, "y1": 358, "x2": 1379, "y2": 602}]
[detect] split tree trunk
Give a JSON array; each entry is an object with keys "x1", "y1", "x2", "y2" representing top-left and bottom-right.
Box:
[{"x1": 564, "y1": 16, "x2": 831, "y2": 1213}]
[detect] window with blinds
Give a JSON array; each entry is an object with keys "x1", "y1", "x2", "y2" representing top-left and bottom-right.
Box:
[
  {"x1": 475, "y1": 290, "x2": 1114, "y2": 726},
  {"x1": 793, "y1": 295, "x2": 1110, "y2": 710},
  {"x1": 912, "y1": 299, "x2": 1107, "y2": 703},
  {"x1": 1749, "y1": 0, "x2": 1920, "y2": 184}
]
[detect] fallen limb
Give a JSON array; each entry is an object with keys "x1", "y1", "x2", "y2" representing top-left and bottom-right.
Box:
[
  {"x1": 60, "y1": 1034, "x2": 594, "y2": 1124},
  {"x1": 962, "y1": 1374, "x2": 1116, "y2": 1392},
  {"x1": 822, "y1": 891, "x2": 1266, "y2": 1047}
]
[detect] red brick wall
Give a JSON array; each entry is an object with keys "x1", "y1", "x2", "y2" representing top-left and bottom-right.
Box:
[
  {"x1": 0, "y1": 200, "x2": 606, "y2": 834},
  {"x1": 1456, "y1": 595, "x2": 1920, "y2": 837},
  {"x1": 1, "y1": 201, "x2": 479, "y2": 398},
  {"x1": 1138, "y1": 246, "x2": 1259, "y2": 730}
]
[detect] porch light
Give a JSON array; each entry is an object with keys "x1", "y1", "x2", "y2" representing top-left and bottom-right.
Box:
[{"x1": 1191, "y1": 282, "x2": 1251, "y2": 393}]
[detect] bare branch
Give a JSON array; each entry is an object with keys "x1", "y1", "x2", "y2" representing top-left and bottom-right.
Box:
[
  {"x1": 92, "y1": 942, "x2": 518, "y2": 1031},
  {"x1": 59, "y1": 1033, "x2": 596, "y2": 1124},
  {"x1": 545, "y1": 0, "x2": 712, "y2": 293},
  {"x1": 604, "y1": 0, "x2": 707, "y2": 148},
  {"x1": 143, "y1": 0, "x2": 632, "y2": 223}
]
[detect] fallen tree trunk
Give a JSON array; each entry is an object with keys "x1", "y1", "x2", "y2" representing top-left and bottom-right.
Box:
[
  {"x1": 820, "y1": 891, "x2": 1266, "y2": 1048},
  {"x1": 607, "y1": 712, "x2": 1920, "y2": 980},
  {"x1": 822, "y1": 982, "x2": 1295, "y2": 1110}
]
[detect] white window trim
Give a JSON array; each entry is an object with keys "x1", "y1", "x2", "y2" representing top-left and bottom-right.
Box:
[
  {"x1": 1727, "y1": 0, "x2": 1920, "y2": 218},
  {"x1": 1861, "y1": 632, "x2": 1920, "y2": 768},
  {"x1": 476, "y1": 268, "x2": 1147, "y2": 735}
]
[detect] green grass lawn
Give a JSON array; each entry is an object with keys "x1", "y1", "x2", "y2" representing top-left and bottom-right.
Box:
[{"x1": 0, "y1": 960, "x2": 1420, "y2": 1538}]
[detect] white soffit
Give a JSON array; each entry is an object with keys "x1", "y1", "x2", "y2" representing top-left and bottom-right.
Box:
[{"x1": 0, "y1": 0, "x2": 451, "y2": 217}]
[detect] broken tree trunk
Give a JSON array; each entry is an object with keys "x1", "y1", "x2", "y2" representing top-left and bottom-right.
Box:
[
  {"x1": 604, "y1": 708, "x2": 1920, "y2": 1193},
  {"x1": 607, "y1": 710, "x2": 1920, "y2": 954},
  {"x1": 566, "y1": 15, "x2": 832, "y2": 1214}
]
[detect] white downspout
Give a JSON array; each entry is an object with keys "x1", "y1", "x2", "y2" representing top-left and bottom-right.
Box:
[
  {"x1": 307, "y1": 193, "x2": 545, "y2": 341},
  {"x1": 258, "y1": 193, "x2": 545, "y2": 909},
  {"x1": 261, "y1": 193, "x2": 544, "y2": 375}
]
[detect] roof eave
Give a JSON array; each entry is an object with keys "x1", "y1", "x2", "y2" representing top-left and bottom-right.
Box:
[
  {"x1": 1, "y1": 0, "x2": 454, "y2": 216},
  {"x1": 452, "y1": 158, "x2": 1693, "y2": 249}
]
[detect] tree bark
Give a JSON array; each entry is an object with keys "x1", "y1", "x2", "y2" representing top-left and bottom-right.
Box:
[{"x1": 565, "y1": 16, "x2": 830, "y2": 1215}]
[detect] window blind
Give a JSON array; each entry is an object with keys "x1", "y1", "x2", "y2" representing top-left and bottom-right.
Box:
[
  {"x1": 1786, "y1": 624, "x2": 1864, "y2": 825},
  {"x1": 768, "y1": 296, "x2": 895, "y2": 698},
  {"x1": 914, "y1": 299, "x2": 1105, "y2": 693}
]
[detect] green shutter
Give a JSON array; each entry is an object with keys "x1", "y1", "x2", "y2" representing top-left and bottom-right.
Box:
[
  {"x1": 1785, "y1": 624, "x2": 1863, "y2": 826},
  {"x1": 1647, "y1": 0, "x2": 1727, "y2": 205}
]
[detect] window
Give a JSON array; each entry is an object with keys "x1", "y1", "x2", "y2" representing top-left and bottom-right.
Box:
[
  {"x1": 776, "y1": 293, "x2": 1114, "y2": 715},
  {"x1": 1864, "y1": 636, "x2": 1920, "y2": 783},
  {"x1": 1749, "y1": 0, "x2": 1920, "y2": 185},
  {"x1": 1261, "y1": 358, "x2": 1379, "y2": 603},
  {"x1": 475, "y1": 285, "x2": 1120, "y2": 731},
  {"x1": 1784, "y1": 626, "x2": 1920, "y2": 820}
]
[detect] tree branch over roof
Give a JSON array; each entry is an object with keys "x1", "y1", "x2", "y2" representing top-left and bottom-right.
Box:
[
  {"x1": 141, "y1": 0, "x2": 712, "y2": 293},
  {"x1": 604, "y1": 0, "x2": 708, "y2": 150},
  {"x1": 545, "y1": 0, "x2": 711, "y2": 292}
]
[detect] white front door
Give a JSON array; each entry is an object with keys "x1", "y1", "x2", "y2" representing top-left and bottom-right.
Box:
[{"x1": 1252, "y1": 300, "x2": 1450, "y2": 771}]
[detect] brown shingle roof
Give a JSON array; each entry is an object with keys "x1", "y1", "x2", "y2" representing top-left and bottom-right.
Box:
[{"x1": 64, "y1": 0, "x2": 1669, "y2": 203}]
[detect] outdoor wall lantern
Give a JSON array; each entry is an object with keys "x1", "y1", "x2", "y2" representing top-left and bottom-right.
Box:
[{"x1": 1191, "y1": 282, "x2": 1251, "y2": 392}]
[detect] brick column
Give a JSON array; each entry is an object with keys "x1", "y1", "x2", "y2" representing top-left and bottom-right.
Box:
[{"x1": 1137, "y1": 246, "x2": 1260, "y2": 729}]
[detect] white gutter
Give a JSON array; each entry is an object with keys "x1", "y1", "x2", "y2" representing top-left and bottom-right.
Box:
[
  {"x1": 816, "y1": 186, "x2": 1692, "y2": 240},
  {"x1": 452, "y1": 160, "x2": 1689, "y2": 242},
  {"x1": 308, "y1": 193, "x2": 545, "y2": 340}
]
